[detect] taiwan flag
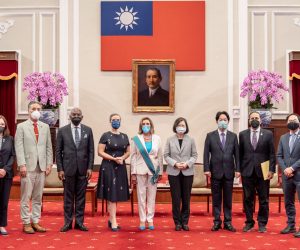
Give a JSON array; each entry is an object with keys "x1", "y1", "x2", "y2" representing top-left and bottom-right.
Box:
[{"x1": 101, "y1": 1, "x2": 205, "y2": 71}]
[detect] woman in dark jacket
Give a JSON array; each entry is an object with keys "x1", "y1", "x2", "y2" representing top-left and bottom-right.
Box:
[{"x1": 0, "y1": 115, "x2": 15, "y2": 235}]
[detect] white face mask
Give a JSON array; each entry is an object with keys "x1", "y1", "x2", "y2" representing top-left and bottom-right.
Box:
[
  {"x1": 176, "y1": 126, "x2": 186, "y2": 134},
  {"x1": 31, "y1": 110, "x2": 41, "y2": 121}
]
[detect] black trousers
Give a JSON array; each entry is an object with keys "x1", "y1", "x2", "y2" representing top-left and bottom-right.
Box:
[
  {"x1": 211, "y1": 177, "x2": 233, "y2": 225},
  {"x1": 242, "y1": 170, "x2": 270, "y2": 226},
  {"x1": 282, "y1": 175, "x2": 300, "y2": 228},
  {"x1": 63, "y1": 173, "x2": 87, "y2": 225},
  {"x1": 0, "y1": 178, "x2": 12, "y2": 227},
  {"x1": 168, "y1": 172, "x2": 193, "y2": 226}
]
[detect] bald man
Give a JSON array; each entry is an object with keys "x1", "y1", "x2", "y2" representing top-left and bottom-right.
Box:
[{"x1": 56, "y1": 108, "x2": 94, "y2": 232}]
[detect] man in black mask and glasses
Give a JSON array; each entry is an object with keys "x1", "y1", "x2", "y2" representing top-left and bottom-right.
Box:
[
  {"x1": 239, "y1": 111, "x2": 275, "y2": 233},
  {"x1": 56, "y1": 107, "x2": 94, "y2": 232},
  {"x1": 277, "y1": 113, "x2": 300, "y2": 237}
]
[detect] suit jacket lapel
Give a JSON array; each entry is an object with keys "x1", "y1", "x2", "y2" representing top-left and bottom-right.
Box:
[
  {"x1": 246, "y1": 129, "x2": 254, "y2": 151},
  {"x1": 27, "y1": 120, "x2": 37, "y2": 143},
  {"x1": 78, "y1": 125, "x2": 85, "y2": 148},
  {"x1": 180, "y1": 135, "x2": 188, "y2": 152},
  {"x1": 224, "y1": 131, "x2": 231, "y2": 151},
  {"x1": 173, "y1": 135, "x2": 181, "y2": 152},
  {"x1": 68, "y1": 124, "x2": 76, "y2": 148},
  {"x1": 255, "y1": 129, "x2": 264, "y2": 151},
  {"x1": 291, "y1": 133, "x2": 300, "y2": 155},
  {"x1": 213, "y1": 130, "x2": 224, "y2": 152}
]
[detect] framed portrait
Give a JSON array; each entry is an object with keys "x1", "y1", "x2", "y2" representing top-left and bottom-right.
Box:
[{"x1": 132, "y1": 59, "x2": 175, "y2": 113}]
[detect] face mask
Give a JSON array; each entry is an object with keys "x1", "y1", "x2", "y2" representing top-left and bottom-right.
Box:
[
  {"x1": 250, "y1": 120, "x2": 260, "y2": 129},
  {"x1": 287, "y1": 122, "x2": 299, "y2": 131},
  {"x1": 0, "y1": 127, "x2": 4, "y2": 133},
  {"x1": 31, "y1": 110, "x2": 41, "y2": 120},
  {"x1": 176, "y1": 126, "x2": 186, "y2": 134},
  {"x1": 111, "y1": 120, "x2": 120, "y2": 129},
  {"x1": 218, "y1": 121, "x2": 228, "y2": 130},
  {"x1": 142, "y1": 125, "x2": 151, "y2": 134},
  {"x1": 71, "y1": 117, "x2": 82, "y2": 126}
]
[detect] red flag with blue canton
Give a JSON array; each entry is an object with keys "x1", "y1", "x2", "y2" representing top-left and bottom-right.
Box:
[{"x1": 101, "y1": 1, "x2": 205, "y2": 71}]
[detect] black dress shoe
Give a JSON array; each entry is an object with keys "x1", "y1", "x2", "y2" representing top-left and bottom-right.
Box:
[
  {"x1": 74, "y1": 224, "x2": 88, "y2": 231},
  {"x1": 108, "y1": 220, "x2": 121, "y2": 229},
  {"x1": 211, "y1": 223, "x2": 222, "y2": 231},
  {"x1": 182, "y1": 225, "x2": 190, "y2": 231},
  {"x1": 60, "y1": 224, "x2": 72, "y2": 232},
  {"x1": 224, "y1": 224, "x2": 236, "y2": 232},
  {"x1": 258, "y1": 225, "x2": 267, "y2": 233},
  {"x1": 280, "y1": 226, "x2": 296, "y2": 234},
  {"x1": 294, "y1": 230, "x2": 300, "y2": 238},
  {"x1": 243, "y1": 223, "x2": 254, "y2": 232},
  {"x1": 175, "y1": 224, "x2": 182, "y2": 231}
]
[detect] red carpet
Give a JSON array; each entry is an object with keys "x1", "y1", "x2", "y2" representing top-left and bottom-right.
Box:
[{"x1": 2, "y1": 201, "x2": 300, "y2": 249}]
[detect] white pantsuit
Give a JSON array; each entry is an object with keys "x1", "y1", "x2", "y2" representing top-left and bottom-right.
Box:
[{"x1": 131, "y1": 134, "x2": 163, "y2": 223}]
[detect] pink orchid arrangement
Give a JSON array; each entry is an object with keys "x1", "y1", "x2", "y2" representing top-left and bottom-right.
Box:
[
  {"x1": 240, "y1": 70, "x2": 289, "y2": 109},
  {"x1": 23, "y1": 72, "x2": 68, "y2": 109}
]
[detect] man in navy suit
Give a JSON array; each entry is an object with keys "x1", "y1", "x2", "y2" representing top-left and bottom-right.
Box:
[
  {"x1": 138, "y1": 68, "x2": 169, "y2": 106},
  {"x1": 56, "y1": 108, "x2": 94, "y2": 232},
  {"x1": 239, "y1": 111, "x2": 275, "y2": 233},
  {"x1": 204, "y1": 111, "x2": 240, "y2": 232},
  {"x1": 277, "y1": 113, "x2": 300, "y2": 237}
]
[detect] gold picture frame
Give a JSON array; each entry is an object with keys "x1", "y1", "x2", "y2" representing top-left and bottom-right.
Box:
[{"x1": 132, "y1": 59, "x2": 175, "y2": 113}]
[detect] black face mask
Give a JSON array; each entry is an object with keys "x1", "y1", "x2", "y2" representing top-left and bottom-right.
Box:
[
  {"x1": 0, "y1": 127, "x2": 4, "y2": 133},
  {"x1": 250, "y1": 120, "x2": 260, "y2": 129},
  {"x1": 71, "y1": 117, "x2": 82, "y2": 126},
  {"x1": 287, "y1": 122, "x2": 299, "y2": 131}
]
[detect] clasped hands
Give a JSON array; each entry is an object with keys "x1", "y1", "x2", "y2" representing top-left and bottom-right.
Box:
[
  {"x1": 0, "y1": 169, "x2": 6, "y2": 178},
  {"x1": 284, "y1": 167, "x2": 294, "y2": 178},
  {"x1": 114, "y1": 156, "x2": 124, "y2": 165},
  {"x1": 175, "y1": 162, "x2": 188, "y2": 170}
]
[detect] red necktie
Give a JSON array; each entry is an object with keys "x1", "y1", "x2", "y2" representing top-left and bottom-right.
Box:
[{"x1": 33, "y1": 122, "x2": 39, "y2": 142}]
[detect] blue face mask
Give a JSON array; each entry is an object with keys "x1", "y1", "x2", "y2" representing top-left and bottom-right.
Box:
[
  {"x1": 111, "y1": 120, "x2": 120, "y2": 129},
  {"x1": 142, "y1": 125, "x2": 151, "y2": 134},
  {"x1": 218, "y1": 120, "x2": 228, "y2": 130}
]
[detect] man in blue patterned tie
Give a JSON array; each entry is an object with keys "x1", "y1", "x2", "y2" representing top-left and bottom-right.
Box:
[
  {"x1": 277, "y1": 113, "x2": 300, "y2": 237},
  {"x1": 204, "y1": 111, "x2": 240, "y2": 232},
  {"x1": 56, "y1": 108, "x2": 94, "y2": 232}
]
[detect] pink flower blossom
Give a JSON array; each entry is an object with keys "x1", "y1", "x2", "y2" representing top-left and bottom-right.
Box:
[
  {"x1": 23, "y1": 72, "x2": 68, "y2": 108},
  {"x1": 240, "y1": 70, "x2": 289, "y2": 109}
]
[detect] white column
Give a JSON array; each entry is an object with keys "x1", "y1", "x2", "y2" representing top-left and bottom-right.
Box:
[
  {"x1": 59, "y1": 0, "x2": 69, "y2": 126},
  {"x1": 238, "y1": 0, "x2": 249, "y2": 130}
]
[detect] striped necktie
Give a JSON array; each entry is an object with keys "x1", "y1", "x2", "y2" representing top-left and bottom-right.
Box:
[{"x1": 75, "y1": 127, "x2": 80, "y2": 148}]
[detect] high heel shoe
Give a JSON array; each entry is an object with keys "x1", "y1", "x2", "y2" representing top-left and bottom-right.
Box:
[
  {"x1": 108, "y1": 220, "x2": 121, "y2": 230},
  {"x1": 148, "y1": 225, "x2": 155, "y2": 230}
]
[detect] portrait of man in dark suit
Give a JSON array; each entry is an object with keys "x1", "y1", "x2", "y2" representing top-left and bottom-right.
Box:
[{"x1": 138, "y1": 67, "x2": 170, "y2": 107}]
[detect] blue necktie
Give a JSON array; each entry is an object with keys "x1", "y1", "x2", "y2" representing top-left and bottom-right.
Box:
[{"x1": 221, "y1": 133, "x2": 226, "y2": 149}]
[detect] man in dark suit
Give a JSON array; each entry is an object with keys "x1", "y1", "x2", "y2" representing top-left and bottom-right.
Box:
[
  {"x1": 277, "y1": 113, "x2": 300, "y2": 237},
  {"x1": 138, "y1": 68, "x2": 169, "y2": 106},
  {"x1": 56, "y1": 108, "x2": 94, "y2": 232},
  {"x1": 204, "y1": 111, "x2": 240, "y2": 232},
  {"x1": 239, "y1": 111, "x2": 275, "y2": 233}
]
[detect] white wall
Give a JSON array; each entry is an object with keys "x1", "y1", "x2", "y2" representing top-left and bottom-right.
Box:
[{"x1": 1, "y1": 0, "x2": 299, "y2": 164}]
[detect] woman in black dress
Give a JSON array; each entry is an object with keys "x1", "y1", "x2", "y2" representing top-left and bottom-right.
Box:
[
  {"x1": 97, "y1": 114, "x2": 130, "y2": 231},
  {"x1": 0, "y1": 115, "x2": 15, "y2": 235}
]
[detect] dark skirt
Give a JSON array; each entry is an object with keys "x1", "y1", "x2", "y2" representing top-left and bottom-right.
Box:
[{"x1": 97, "y1": 160, "x2": 130, "y2": 202}]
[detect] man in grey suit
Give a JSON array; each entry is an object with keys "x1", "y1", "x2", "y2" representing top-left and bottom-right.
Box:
[
  {"x1": 56, "y1": 108, "x2": 94, "y2": 232},
  {"x1": 277, "y1": 113, "x2": 300, "y2": 237},
  {"x1": 15, "y1": 101, "x2": 53, "y2": 234},
  {"x1": 204, "y1": 111, "x2": 240, "y2": 232}
]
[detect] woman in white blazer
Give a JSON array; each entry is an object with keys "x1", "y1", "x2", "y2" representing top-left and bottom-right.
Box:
[
  {"x1": 164, "y1": 117, "x2": 198, "y2": 231},
  {"x1": 131, "y1": 117, "x2": 163, "y2": 230}
]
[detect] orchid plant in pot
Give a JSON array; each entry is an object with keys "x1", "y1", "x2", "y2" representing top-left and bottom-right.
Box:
[
  {"x1": 240, "y1": 70, "x2": 289, "y2": 127},
  {"x1": 23, "y1": 72, "x2": 68, "y2": 126}
]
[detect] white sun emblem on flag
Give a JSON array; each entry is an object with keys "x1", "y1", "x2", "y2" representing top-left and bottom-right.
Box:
[{"x1": 114, "y1": 6, "x2": 139, "y2": 31}]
